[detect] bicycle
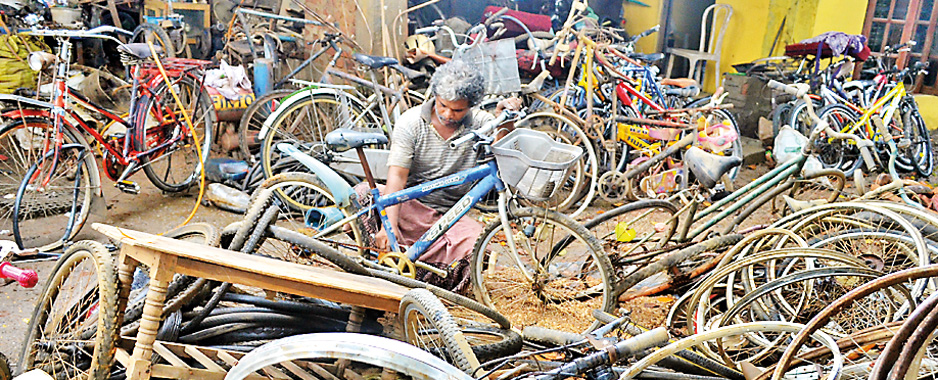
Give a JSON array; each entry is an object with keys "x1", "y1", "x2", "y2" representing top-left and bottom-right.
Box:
[
  {"x1": 0, "y1": 26, "x2": 216, "y2": 251},
  {"x1": 581, "y1": 80, "x2": 875, "y2": 300}
]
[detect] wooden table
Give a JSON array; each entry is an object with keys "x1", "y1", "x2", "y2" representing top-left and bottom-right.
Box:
[{"x1": 93, "y1": 223, "x2": 409, "y2": 380}]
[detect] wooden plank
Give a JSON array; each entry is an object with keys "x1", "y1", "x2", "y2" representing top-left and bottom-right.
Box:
[
  {"x1": 280, "y1": 361, "x2": 318, "y2": 380},
  {"x1": 305, "y1": 362, "x2": 341, "y2": 380},
  {"x1": 184, "y1": 345, "x2": 226, "y2": 372},
  {"x1": 114, "y1": 347, "x2": 131, "y2": 367},
  {"x1": 216, "y1": 350, "x2": 239, "y2": 368},
  {"x1": 93, "y1": 223, "x2": 408, "y2": 311},
  {"x1": 153, "y1": 342, "x2": 190, "y2": 368},
  {"x1": 261, "y1": 365, "x2": 292, "y2": 379},
  {"x1": 151, "y1": 363, "x2": 226, "y2": 380}
]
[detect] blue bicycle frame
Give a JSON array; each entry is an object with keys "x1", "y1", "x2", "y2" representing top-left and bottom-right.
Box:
[{"x1": 313, "y1": 160, "x2": 506, "y2": 262}]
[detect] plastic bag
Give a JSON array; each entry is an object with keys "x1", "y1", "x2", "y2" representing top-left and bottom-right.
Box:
[{"x1": 773, "y1": 125, "x2": 807, "y2": 165}]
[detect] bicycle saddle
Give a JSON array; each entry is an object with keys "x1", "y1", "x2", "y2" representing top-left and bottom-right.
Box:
[
  {"x1": 325, "y1": 128, "x2": 389, "y2": 152},
  {"x1": 684, "y1": 146, "x2": 741, "y2": 190},
  {"x1": 353, "y1": 53, "x2": 399, "y2": 69},
  {"x1": 117, "y1": 43, "x2": 164, "y2": 60}
]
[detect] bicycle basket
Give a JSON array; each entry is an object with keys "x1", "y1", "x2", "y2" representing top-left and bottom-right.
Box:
[
  {"x1": 491, "y1": 129, "x2": 583, "y2": 201},
  {"x1": 453, "y1": 39, "x2": 521, "y2": 95}
]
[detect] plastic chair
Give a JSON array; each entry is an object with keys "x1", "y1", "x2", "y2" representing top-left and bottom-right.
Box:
[{"x1": 665, "y1": 3, "x2": 733, "y2": 87}]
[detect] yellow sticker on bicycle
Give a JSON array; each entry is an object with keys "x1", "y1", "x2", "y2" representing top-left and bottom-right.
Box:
[{"x1": 615, "y1": 222, "x2": 636, "y2": 242}]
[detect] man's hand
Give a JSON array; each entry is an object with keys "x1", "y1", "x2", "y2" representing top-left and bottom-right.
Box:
[
  {"x1": 374, "y1": 228, "x2": 394, "y2": 250},
  {"x1": 495, "y1": 97, "x2": 523, "y2": 116}
]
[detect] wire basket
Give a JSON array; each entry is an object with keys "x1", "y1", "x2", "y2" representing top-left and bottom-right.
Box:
[
  {"x1": 453, "y1": 39, "x2": 521, "y2": 95},
  {"x1": 491, "y1": 129, "x2": 584, "y2": 201}
]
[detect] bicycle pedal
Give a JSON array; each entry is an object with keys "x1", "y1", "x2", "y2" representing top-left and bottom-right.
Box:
[{"x1": 116, "y1": 180, "x2": 140, "y2": 194}]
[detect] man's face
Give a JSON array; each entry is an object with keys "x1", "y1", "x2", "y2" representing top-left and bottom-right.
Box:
[{"x1": 434, "y1": 97, "x2": 471, "y2": 128}]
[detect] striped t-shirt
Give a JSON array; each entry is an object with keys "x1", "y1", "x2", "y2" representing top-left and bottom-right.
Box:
[{"x1": 386, "y1": 100, "x2": 495, "y2": 213}]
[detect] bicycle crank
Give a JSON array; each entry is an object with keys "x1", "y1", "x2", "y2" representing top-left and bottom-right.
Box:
[
  {"x1": 378, "y1": 251, "x2": 417, "y2": 279},
  {"x1": 598, "y1": 171, "x2": 628, "y2": 203}
]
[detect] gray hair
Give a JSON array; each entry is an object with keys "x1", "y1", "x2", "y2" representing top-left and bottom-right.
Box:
[{"x1": 429, "y1": 59, "x2": 486, "y2": 106}]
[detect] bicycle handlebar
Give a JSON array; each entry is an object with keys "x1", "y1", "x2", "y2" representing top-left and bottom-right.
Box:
[
  {"x1": 630, "y1": 24, "x2": 659, "y2": 43},
  {"x1": 0, "y1": 262, "x2": 38, "y2": 288},
  {"x1": 0, "y1": 241, "x2": 38, "y2": 288},
  {"x1": 28, "y1": 25, "x2": 132, "y2": 41},
  {"x1": 448, "y1": 109, "x2": 523, "y2": 148}
]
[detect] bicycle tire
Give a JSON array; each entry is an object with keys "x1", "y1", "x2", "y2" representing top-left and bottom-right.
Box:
[
  {"x1": 899, "y1": 97, "x2": 933, "y2": 177},
  {"x1": 0, "y1": 116, "x2": 92, "y2": 246},
  {"x1": 135, "y1": 75, "x2": 215, "y2": 192},
  {"x1": 259, "y1": 91, "x2": 378, "y2": 181},
  {"x1": 19, "y1": 240, "x2": 118, "y2": 380},
  {"x1": 225, "y1": 332, "x2": 474, "y2": 380},
  {"x1": 770, "y1": 102, "x2": 793, "y2": 136},
  {"x1": 230, "y1": 188, "x2": 276, "y2": 251},
  {"x1": 12, "y1": 143, "x2": 95, "y2": 251},
  {"x1": 237, "y1": 89, "x2": 295, "y2": 162},
  {"x1": 400, "y1": 288, "x2": 480, "y2": 373},
  {"x1": 470, "y1": 207, "x2": 614, "y2": 333},
  {"x1": 130, "y1": 23, "x2": 176, "y2": 58}
]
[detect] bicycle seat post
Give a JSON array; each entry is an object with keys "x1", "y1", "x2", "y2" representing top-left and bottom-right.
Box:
[{"x1": 356, "y1": 147, "x2": 378, "y2": 189}]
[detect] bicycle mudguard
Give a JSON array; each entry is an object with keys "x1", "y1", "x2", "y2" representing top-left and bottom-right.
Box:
[
  {"x1": 277, "y1": 143, "x2": 355, "y2": 207},
  {"x1": 256, "y1": 87, "x2": 371, "y2": 141}
]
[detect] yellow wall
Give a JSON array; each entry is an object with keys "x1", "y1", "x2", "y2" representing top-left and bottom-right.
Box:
[
  {"x1": 812, "y1": 0, "x2": 867, "y2": 36},
  {"x1": 622, "y1": 0, "x2": 664, "y2": 55}
]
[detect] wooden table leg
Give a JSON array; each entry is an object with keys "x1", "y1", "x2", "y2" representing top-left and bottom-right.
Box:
[
  {"x1": 115, "y1": 252, "x2": 139, "y2": 327},
  {"x1": 126, "y1": 246, "x2": 177, "y2": 380}
]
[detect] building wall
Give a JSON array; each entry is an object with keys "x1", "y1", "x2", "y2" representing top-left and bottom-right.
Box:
[{"x1": 625, "y1": 0, "x2": 870, "y2": 91}]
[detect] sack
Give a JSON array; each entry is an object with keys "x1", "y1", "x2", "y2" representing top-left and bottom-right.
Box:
[{"x1": 0, "y1": 34, "x2": 47, "y2": 93}]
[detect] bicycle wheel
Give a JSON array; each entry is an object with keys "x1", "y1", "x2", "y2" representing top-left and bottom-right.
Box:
[
  {"x1": 469, "y1": 206, "x2": 614, "y2": 333},
  {"x1": 815, "y1": 103, "x2": 864, "y2": 176},
  {"x1": 0, "y1": 352, "x2": 9, "y2": 380},
  {"x1": 19, "y1": 240, "x2": 118, "y2": 380},
  {"x1": 12, "y1": 144, "x2": 95, "y2": 251},
  {"x1": 135, "y1": 75, "x2": 215, "y2": 192},
  {"x1": 130, "y1": 23, "x2": 176, "y2": 58},
  {"x1": 259, "y1": 91, "x2": 378, "y2": 180},
  {"x1": 514, "y1": 111, "x2": 598, "y2": 216},
  {"x1": 899, "y1": 97, "x2": 933, "y2": 177},
  {"x1": 237, "y1": 89, "x2": 294, "y2": 162},
  {"x1": 0, "y1": 117, "x2": 94, "y2": 250},
  {"x1": 224, "y1": 333, "x2": 474, "y2": 380},
  {"x1": 708, "y1": 108, "x2": 744, "y2": 181},
  {"x1": 399, "y1": 288, "x2": 480, "y2": 373},
  {"x1": 770, "y1": 102, "x2": 793, "y2": 136},
  {"x1": 582, "y1": 199, "x2": 679, "y2": 267}
]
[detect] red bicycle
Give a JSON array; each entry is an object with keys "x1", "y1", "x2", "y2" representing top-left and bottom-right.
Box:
[{"x1": 0, "y1": 26, "x2": 216, "y2": 251}]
